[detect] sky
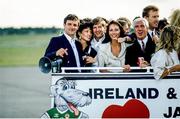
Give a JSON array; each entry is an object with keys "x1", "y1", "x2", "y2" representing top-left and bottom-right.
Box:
[{"x1": 0, "y1": 0, "x2": 179, "y2": 28}]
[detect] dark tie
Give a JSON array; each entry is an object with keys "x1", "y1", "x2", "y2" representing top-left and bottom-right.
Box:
[
  {"x1": 141, "y1": 41, "x2": 145, "y2": 52},
  {"x1": 152, "y1": 31, "x2": 154, "y2": 37}
]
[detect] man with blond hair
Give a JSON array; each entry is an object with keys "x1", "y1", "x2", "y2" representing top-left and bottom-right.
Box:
[{"x1": 91, "y1": 17, "x2": 109, "y2": 52}]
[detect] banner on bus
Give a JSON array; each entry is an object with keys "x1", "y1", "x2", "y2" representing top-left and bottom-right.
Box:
[{"x1": 50, "y1": 76, "x2": 180, "y2": 118}]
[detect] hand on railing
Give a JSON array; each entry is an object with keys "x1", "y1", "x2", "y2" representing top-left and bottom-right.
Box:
[{"x1": 123, "y1": 65, "x2": 131, "y2": 72}]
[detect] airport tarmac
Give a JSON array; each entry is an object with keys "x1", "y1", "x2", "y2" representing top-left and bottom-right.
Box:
[{"x1": 0, "y1": 67, "x2": 51, "y2": 118}]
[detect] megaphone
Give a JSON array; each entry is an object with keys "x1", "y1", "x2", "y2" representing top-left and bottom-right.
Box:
[{"x1": 39, "y1": 57, "x2": 63, "y2": 73}]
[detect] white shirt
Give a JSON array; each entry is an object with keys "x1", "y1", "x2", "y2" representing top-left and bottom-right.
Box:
[
  {"x1": 150, "y1": 49, "x2": 179, "y2": 80},
  {"x1": 97, "y1": 42, "x2": 128, "y2": 72},
  {"x1": 64, "y1": 33, "x2": 81, "y2": 68},
  {"x1": 137, "y1": 36, "x2": 148, "y2": 50},
  {"x1": 148, "y1": 29, "x2": 156, "y2": 38},
  {"x1": 91, "y1": 34, "x2": 105, "y2": 52}
]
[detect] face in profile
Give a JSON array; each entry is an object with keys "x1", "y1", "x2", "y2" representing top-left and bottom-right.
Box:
[{"x1": 79, "y1": 27, "x2": 92, "y2": 42}]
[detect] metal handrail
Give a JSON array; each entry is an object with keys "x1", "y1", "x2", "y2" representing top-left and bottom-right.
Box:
[{"x1": 60, "y1": 66, "x2": 153, "y2": 73}]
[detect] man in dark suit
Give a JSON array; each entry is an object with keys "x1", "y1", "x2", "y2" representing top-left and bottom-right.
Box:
[
  {"x1": 125, "y1": 17, "x2": 156, "y2": 68},
  {"x1": 142, "y1": 5, "x2": 160, "y2": 43},
  {"x1": 44, "y1": 14, "x2": 84, "y2": 72}
]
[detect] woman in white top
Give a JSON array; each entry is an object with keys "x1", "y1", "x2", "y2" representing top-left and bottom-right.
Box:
[
  {"x1": 151, "y1": 25, "x2": 180, "y2": 80},
  {"x1": 97, "y1": 20, "x2": 131, "y2": 72}
]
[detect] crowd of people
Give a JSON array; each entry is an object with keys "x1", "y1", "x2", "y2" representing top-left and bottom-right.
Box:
[{"x1": 44, "y1": 5, "x2": 180, "y2": 80}]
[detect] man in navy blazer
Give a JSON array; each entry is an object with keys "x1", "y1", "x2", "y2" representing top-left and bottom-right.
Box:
[
  {"x1": 125, "y1": 17, "x2": 156, "y2": 68},
  {"x1": 44, "y1": 14, "x2": 84, "y2": 71}
]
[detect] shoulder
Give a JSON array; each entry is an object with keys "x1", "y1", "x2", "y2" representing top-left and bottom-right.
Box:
[
  {"x1": 122, "y1": 42, "x2": 131, "y2": 48},
  {"x1": 90, "y1": 47, "x2": 97, "y2": 56},
  {"x1": 50, "y1": 34, "x2": 65, "y2": 42},
  {"x1": 151, "y1": 49, "x2": 166, "y2": 63},
  {"x1": 75, "y1": 40, "x2": 82, "y2": 49},
  {"x1": 126, "y1": 41, "x2": 137, "y2": 50},
  {"x1": 91, "y1": 47, "x2": 97, "y2": 53},
  {"x1": 102, "y1": 37, "x2": 110, "y2": 43},
  {"x1": 99, "y1": 42, "x2": 110, "y2": 51},
  {"x1": 153, "y1": 49, "x2": 166, "y2": 57},
  {"x1": 75, "y1": 39, "x2": 81, "y2": 44},
  {"x1": 147, "y1": 34, "x2": 155, "y2": 44}
]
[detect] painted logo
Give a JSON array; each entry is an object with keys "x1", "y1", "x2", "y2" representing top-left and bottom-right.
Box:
[
  {"x1": 102, "y1": 99, "x2": 150, "y2": 118},
  {"x1": 41, "y1": 78, "x2": 92, "y2": 118}
]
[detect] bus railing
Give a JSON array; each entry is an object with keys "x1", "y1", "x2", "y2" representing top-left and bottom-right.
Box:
[{"x1": 60, "y1": 66, "x2": 153, "y2": 73}]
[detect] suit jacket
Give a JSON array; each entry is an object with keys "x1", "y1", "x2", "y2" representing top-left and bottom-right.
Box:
[
  {"x1": 44, "y1": 34, "x2": 84, "y2": 68},
  {"x1": 82, "y1": 45, "x2": 97, "y2": 67},
  {"x1": 125, "y1": 34, "x2": 156, "y2": 66}
]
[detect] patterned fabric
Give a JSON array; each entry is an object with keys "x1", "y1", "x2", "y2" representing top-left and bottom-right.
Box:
[{"x1": 46, "y1": 107, "x2": 81, "y2": 118}]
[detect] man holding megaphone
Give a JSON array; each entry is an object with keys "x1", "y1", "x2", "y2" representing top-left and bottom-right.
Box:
[{"x1": 44, "y1": 14, "x2": 84, "y2": 72}]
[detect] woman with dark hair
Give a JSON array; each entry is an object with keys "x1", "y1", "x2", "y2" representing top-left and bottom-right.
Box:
[
  {"x1": 151, "y1": 25, "x2": 180, "y2": 80},
  {"x1": 77, "y1": 20, "x2": 97, "y2": 67},
  {"x1": 157, "y1": 18, "x2": 169, "y2": 33},
  {"x1": 97, "y1": 20, "x2": 131, "y2": 72}
]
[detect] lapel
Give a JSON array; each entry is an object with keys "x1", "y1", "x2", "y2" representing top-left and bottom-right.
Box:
[
  {"x1": 63, "y1": 35, "x2": 76, "y2": 54},
  {"x1": 61, "y1": 34, "x2": 83, "y2": 67},
  {"x1": 145, "y1": 33, "x2": 154, "y2": 51},
  {"x1": 61, "y1": 35, "x2": 72, "y2": 50},
  {"x1": 134, "y1": 39, "x2": 142, "y2": 52},
  {"x1": 134, "y1": 33, "x2": 154, "y2": 53},
  {"x1": 61, "y1": 35, "x2": 76, "y2": 62}
]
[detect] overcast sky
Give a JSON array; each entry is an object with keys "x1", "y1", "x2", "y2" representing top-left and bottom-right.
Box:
[{"x1": 0, "y1": 0, "x2": 179, "y2": 28}]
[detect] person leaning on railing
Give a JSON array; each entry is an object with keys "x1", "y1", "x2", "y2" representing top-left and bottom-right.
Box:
[
  {"x1": 150, "y1": 25, "x2": 180, "y2": 80},
  {"x1": 125, "y1": 17, "x2": 156, "y2": 70},
  {"x1": 77, "y1": 19, "x2": 97, "y2": 69},
  {"x1": 44, "y1": 14, "x2": 84, "y2": 72},
  {"x1": 97, "y1": 20, "x2": 131, "y2": 73}
]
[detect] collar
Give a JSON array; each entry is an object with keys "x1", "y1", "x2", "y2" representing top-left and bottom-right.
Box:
[
  {"x1": 92, "y1": 34, "x2": 105, "y2": 43},
  {"x1": 148, "y1": 29, "x2": 156, "y2": 38},
  {"x1": 64, "y1": 32, "x2": 76, "y2": 43},
  {"x1": 137, "y1": 35, "x2": 148, "y2": 45}
]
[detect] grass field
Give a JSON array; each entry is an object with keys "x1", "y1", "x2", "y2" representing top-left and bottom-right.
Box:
[{"x1": 0, "y1": 34, "x2": 57, "y2": 66}]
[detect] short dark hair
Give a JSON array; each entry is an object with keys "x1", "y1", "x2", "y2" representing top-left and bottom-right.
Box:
[
  {"x1": 157, "y1": 18, "x2": 169, "y2": 31},
  {"x1": 64, "y1": 14, "x2": 79, "y2": 24},
  {"x1": 82, "y1": 17, "x2": 92, "y2": 23},
  {"x1": 142, "y1": 5, "x2": 159, "y2": 17},
  {"x1": 77, "y1": 21, "x2": 93, "y2": 39}
]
